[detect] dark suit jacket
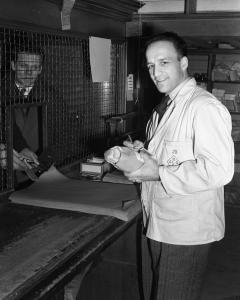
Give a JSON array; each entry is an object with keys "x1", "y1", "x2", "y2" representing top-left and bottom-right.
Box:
[
  {"x1": 1, "y1": 73, "x2": 66, "y2": 154},
  {"x1": 13, "y1": 121, "x2": 28, "y2": 152}
]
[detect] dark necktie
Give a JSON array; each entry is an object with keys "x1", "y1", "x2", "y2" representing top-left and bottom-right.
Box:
[
  {"x1": 154, "y1": 95, "x2": 171, "y2": 125},
  {"x1": 145, "y1": 95, "x2": 171, "y2": 147},
  {"x1": 19, "y1": 88, "x2": 26, "y2": 98}
]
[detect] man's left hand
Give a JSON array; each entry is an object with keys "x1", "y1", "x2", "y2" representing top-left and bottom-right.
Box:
[
  {"x1": 124, "y1": 151, "x2": 160, "y2": 183},
  {"x1": 19, "y1": 148, "x2": 39, "y2": 168}
]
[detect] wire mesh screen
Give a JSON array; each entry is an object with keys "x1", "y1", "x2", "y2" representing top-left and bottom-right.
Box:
[{"x1": 0, "y1": 27, "x2": 126, "y2": 194}]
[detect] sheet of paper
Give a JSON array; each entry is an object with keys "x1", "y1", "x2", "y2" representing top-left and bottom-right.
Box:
[
  {"x1": 102, "y1": 170, "x2": 133, "y2": 185},
  {"x1": 10, "y1": 166, "x2": 141, "y2": 221},
  {"x1": 89, "y1": 37, "x2": 111, "y2": 82}
]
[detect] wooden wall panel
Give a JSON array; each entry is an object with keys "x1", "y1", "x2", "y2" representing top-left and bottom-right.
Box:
[
  {"x1": 0, "y1": 0, "x2": 126, "y2": 38},
  {"x1": 143, "y1": 18, "x2": 240, "y2": 38}
]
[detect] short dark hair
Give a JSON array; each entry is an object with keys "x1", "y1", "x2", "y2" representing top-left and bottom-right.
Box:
[
  {"x1": 13, "y1": 44, "x2": 44, "y2": 64},
  {"x1": 145, "y1": 32, "x2": 188, "y2": 60}
]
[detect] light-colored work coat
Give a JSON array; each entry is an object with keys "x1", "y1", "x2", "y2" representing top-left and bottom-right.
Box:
[{"x1": 142, "y1": 78, "x2": 234, "y2": 245}]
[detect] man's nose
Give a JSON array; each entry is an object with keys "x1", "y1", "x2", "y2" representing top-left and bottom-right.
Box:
[
  {"x1": 153, "y1": 65, "x2": 163, "y2": 78},
  {"x1": 25, "y1": 67, "x2": 34, "y2": 74}
]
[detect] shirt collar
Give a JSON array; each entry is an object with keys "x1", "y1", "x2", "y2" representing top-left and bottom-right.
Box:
[{"x1": 15, "y1": 82, "x2": 33, "y2": 96}]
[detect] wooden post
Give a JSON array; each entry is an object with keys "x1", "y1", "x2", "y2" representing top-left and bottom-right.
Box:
[{"x1": 184, "y1": 0, "x2": 197, "y2": 14}]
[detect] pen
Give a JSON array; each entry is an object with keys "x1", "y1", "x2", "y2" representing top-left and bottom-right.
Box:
[
  {"x1": 139, "y1": 147, "x2": 151, "y2": 155},
  {"x1": 127, "y1": 134, "x2": 133, "y2": 143},
  {"x1": 18, "y1": 156, "x2": 39, "y2": 181}
]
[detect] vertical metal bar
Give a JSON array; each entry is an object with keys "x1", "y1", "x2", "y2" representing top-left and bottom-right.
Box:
[
  {"x1": 6, "y1": 106, "x2": 14, "y2": 189},
  {"x1": 207, "y1": 53, "x2": 215, "y2": 92},
  {"x1": 185, "y1": 0, "x2": 197, "y2": 14}
]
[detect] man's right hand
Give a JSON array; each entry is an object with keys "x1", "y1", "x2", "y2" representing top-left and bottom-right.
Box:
[
  {"x1": 123, "y1": 139, "x2": 144, "y2": 151},
  {"x1": 19, "y1": 148, "x2": 39, "y2": 168},
  {"x1": 13, "y1": 149, "x2": 31, "y2": 170}
]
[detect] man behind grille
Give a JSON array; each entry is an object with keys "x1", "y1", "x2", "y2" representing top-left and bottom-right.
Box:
[
  {"x1": 0, "y1": 45, "x2": 41, "y2": 180},
  {"x1": 1, "y1": 44, "x2": 67, "y2": 186}
]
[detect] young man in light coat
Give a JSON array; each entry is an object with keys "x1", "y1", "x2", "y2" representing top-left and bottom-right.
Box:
[{"x1": 124, "y1": 32, "x2": 234, "y2": 299}]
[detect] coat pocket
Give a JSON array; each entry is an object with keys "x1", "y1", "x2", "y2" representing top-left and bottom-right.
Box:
[{"x1": 162, "y1": 139, "x2": 195, "y2": 166}]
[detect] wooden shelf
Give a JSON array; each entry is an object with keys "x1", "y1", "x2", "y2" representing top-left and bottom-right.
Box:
[
  {"x1": 189, "y1": 49, "x2": 240, "y2": 55},
  {"x1": 212, "y1": 80, "x2": 240, "y2": 84},
  {"x1": 196, "y1": 80, "x2": 208, "y2": 83},
  {"x1": 190, "y1": 49, "x2": 240, "y2": 113}
]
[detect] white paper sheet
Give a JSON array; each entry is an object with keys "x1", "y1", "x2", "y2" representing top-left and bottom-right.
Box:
[
  {"x1": 10, "y1": 166, "x2": 141, "y2": 221},
  {"x1": 89, "y1": 37, "x2": 111, "y2": 82}
]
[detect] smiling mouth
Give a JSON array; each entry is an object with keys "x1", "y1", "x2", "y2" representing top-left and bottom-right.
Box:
[
  {"x1": 156, "y1": 78, "x2": 167, "y2": 83},
  {"x1": 23, "y1": 78, "x2": 35, "y2": 81},
  {"x1": 156, "y1": 79, "x2": 167, "y2": 86}
]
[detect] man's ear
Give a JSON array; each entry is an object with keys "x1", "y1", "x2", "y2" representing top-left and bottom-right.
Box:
[
  {"x1": 11, "y1": 61, "x2": 15, "y2": 71},
  {"x1": 180, "y1": 56, "x2": 188, "y2": 71}
]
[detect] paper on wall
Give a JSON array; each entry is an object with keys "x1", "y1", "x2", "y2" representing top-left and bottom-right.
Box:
[{"x1": 89, "y1": 37, "x2": 111, "y2": 82}]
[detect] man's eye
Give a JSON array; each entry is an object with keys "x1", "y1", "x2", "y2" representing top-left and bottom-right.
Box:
[
  {"x1": 159, "y1": 61, "x2": 168, "y2": 66},
  {"x1": 32, "y1": 66, "x2": 40, "y2": 71},
  {"x1": 147, "y1": 65, "x2": 153, "y2": 70}
]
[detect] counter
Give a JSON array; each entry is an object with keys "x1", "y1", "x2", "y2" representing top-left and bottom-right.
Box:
[{"x1": 0, "y1": 201, "x2": 141, "y2": 299}]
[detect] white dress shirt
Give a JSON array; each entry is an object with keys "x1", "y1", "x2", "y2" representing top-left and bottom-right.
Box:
[
  {"x1": 15, "y1": 82, "x2": 33, "y2": 97},
  {"x1": 141, "y1": 78, "x2": 234, "y2": 245}
]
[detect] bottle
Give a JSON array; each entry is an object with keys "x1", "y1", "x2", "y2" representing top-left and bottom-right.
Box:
[{"x1": 104, "y1": 146, "x2": 144, "y2": 173}]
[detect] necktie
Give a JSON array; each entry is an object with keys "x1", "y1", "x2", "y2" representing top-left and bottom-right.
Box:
[
  {"x1": 145, "y1": 95, "x2": 172, "y2": 147},
  {"x1": 154, "y1": 95, "x2": 171, "y2": 125},
  {"x1": 19, "y1": 88, "x2": 26, "y2": 98}
]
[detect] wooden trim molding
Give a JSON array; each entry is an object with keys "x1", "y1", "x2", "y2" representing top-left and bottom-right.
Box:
[
  {"x1": 132, "y1": 12, "x2": 240, "y2": 21},
  {"x1": 48, "y1": 0, "x2": 141, "y2": 22}
]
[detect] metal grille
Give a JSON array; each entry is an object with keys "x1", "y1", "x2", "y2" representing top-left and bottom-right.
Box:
[{"x1": 0, "y1": 27, "x2": 126, "y2": 194}]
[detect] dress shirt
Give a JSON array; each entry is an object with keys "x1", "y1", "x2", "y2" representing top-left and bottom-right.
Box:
[
  {"x1": 141, "y1": 77, "x2": 234, "y2": 245},
  {"x1": 15, "y1": 83, "x2": 33, "y2": 97}
]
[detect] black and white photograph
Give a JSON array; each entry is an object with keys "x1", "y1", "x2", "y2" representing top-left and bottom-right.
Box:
[{"x1": 0, "y1": 1, "x2": 240, "y2": 299}]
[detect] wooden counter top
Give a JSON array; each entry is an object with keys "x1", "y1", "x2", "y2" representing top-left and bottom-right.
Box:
[{"x1": 0, "y1": 202, "x2": 140, "y2": 300}]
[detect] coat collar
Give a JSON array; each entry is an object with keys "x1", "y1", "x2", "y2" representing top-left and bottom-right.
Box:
[{"x1": 169, "y1": 77, "x2": 196, "y2": 105}]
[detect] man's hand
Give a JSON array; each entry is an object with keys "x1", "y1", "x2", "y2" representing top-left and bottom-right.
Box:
[
  {"x1": 0, "y1": 144, "x2": 26, "y2": 170},
  {"x1": 123, "y1": 139, "x2": 144, "y2": 151},
  {"x1": 123, "y1": 151, "x2": 160, "y2": 183},
  {"x1": 13, "y1": 149, "x2": 30, "y2": 170},
  {"x1": 0, "y1": 144, "x2": 39, "y2": 171},
  {"x1": 19, "y1": 148, "x2": 39, "y2": 168}
]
